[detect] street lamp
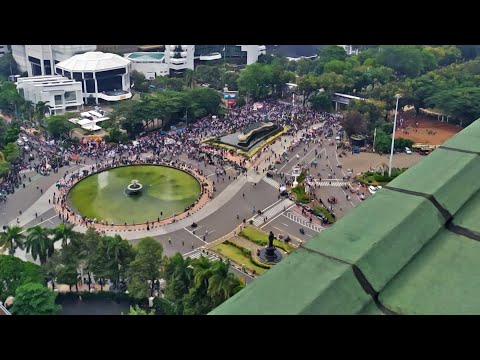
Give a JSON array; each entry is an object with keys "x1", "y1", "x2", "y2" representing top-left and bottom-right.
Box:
[{"x1": 388, "y1": 94, "x2": 401, "y2": 177}]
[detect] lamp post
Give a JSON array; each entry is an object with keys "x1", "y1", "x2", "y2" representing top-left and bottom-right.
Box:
[{"x1": 388, "y1": 94, "x2": 401, "y2": 177}]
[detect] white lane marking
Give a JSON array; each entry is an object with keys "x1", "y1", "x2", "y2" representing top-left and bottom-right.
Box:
[{"x1": 260, "y1": 204, "x2": 295, "y2": 229}]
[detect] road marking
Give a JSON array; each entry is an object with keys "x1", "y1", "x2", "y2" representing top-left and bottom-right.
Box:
[
  {"x1": 253, "y1": 199, "x2": 294, "y2": 227},
  {"x1": 184, "y1": 248, "x2": 219, "y2": 262},
  {"x1": 283, "y1": 212, "x2": 323, "y2": 232},
  {"x1": 260, "y1": 204, "x2": 295, "y2": 229},
  {"x1": 19, "y1": 215, "x2": 58, "y2": 233},
  {"x1": 183, "y1": 227, "x2": 208, "y2": 244},
  {"x1": 281, "y1": 223, "x2": 289, "y2": 227},
  {"x1": 262, "y1": 176, "x2": 281, "y2": 189}
]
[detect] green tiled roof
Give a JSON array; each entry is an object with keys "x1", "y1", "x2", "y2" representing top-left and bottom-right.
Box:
[{"x1": 210, "y1": 119, "x2": 480, "y2": 315}]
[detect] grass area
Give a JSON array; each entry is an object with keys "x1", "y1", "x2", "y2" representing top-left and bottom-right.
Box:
[
  {"x1": 357, "y1": 168, "x2": 407, "y2": 186},
  {"x1": 67, "y1": 165, "x2": 201, "y2": 224},
  {"x1": 314, "y1": 206, "x2": 335, "y2": 223},
  {"x1": 291, "y1": 186, "x2": 310, "y2": 204},
  {"x1": 212, "y1": 243, "x2": 268, "y2": 275},
  {"x1": 239, "y1": 226, "x2": 295, "y2": 253}
]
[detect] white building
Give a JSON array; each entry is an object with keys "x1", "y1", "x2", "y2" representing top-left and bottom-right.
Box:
[
  {"x1": 125, "y1": 52, "x2": 169, "y2": 79},
  {"x1": 0, "y1": 45, "x2": 8, "y2": 58},
  {"x1": 55, "y1": 52, "x2": 132, "y2": 104},
  {"x1": 193, "y1": 45, "x2": 266, "y2": 66},
  {"x1": 11, "y1": 45, "x2": 97, "y2": 76},
  {"x1": 165, "y1": 45, "x2": 195, "y2": 75},
  {"x1": 16, "y1": 75, "x2": 83, "y2": 115}
]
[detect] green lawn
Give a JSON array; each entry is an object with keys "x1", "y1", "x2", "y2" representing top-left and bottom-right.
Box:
[
  {"x1": 212, "y1": 243, "x2": 268, "y2": 275},
  {"x1": 314, "y1": 206, "x2": 335, "y2": 223},
  {"x1": 291, "y1": 186, "x2": 310, "y2": 204},
  {"x1": 239, "y1": 226, "x2": 295, "y2": 253}
]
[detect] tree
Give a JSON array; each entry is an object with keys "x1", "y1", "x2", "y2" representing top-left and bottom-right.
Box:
[
  {"x1": 318, "y1": 72, "x2": 346, "y2": 94},
  {"x1": 0, "y1": 159, "x2": 10, "y2": 178},
  {"x1": 22, "y1": 100, "x2": 35, "y2": 122},
  {"x1": 0, "y1": 225, "x2": 25, "y2": 255},
  {"x1": 208, "y1": 260, "x2": 243, "y2": 302},
  {"x1": 0, "y1": 81, "x2": 24, "y2": 116},
  {"x1": 127, "y1": 237, "x2": 163, "y2": 299},
  {"x1": 56, "y1": 265, "x2": 79, "y2": 292},
  {"x1": 309, "y1": 92, "x2": 333, "y2": 111},
  {"x1": 50, "y1": 223, "x2": 76, "y2": 247},
  {"x1": 425, "y1": 87, "x2": 480, "y2": 127},
  {"x1": 0, "y1": 255, "x2": 43, "y2": 302},
  {"x1": 10, "y1": 283, "x2": 61, "y2": 315},
  {"x1": 317, "y1": 46, "x2": 347, "y2": 73},
  {"x1": 341, "y1": 111, "x2": 367, "y2": 136},
  {"x1": 373, "y1": 129, "x2": 391, "y2": 153},
  {"x1": 323, "y1": 59, "x2": 347, "y2": 74},
  {"x1": 106, "y1": 127, "x2": 127, "y2": 144},
  {"x1": 104, "y1": 235, "x2": 135, "y2": 287},
  {"x1": 237, "y1": 63, "x2": 272, "y2": 100},
  {"x1": 126, "y1": 305, "x2": 155, "y2": 315},
  {"x1": 2, "y1": 142, "x2": 19, "y2": 163},
  {"x1": 25, "y1": 226, "x2": 55, "y2": 265},
  {"x1": 41, "y1": 252, "x2": 62, "y2": 291},
  {"x1": 297, "y1": 74, "x2": 320, "y2": 106},
  {"x1": 46, "y1": 115, "x2": 74, "y2": 139},
  {"x1": 376, "y1": 45, "x2": 433, "y2": 77},
  {"x1": 3, "y1": 122, "x2": 20, "y2": 144},
  {"x1": 35, "y1": 101, "x2": 50, "y2": 123},
  {"x1": 162, "y1": 252, "x2": 193, "y2": 313},
  {"x1": 182, "y1": 256, "x2": 216, "y2": 315}
]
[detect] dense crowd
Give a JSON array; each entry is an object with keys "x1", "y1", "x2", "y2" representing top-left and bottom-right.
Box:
[{"x1": 1, "y1": 100, "x2": 342, "y2": 206}]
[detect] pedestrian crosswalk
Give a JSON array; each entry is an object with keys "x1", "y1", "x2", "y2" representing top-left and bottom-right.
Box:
[
  {"x1": 184, "y1": 248, "x2": 219, "y2": 262},
  {"x1": 284, "y1": 212, "x2": 324, "y2": 232},
  {"x1": 315, "y1": 181, "x2": 349, "y2": 187},
  {"x1": 262, "y1": 176, "x2": 281, "y2": 189},
  {"x1": 253, "y1": 198, "x2": 294, "y2": 227},
  {"x1": 19, "y1": 169, "x2": 34, "y2": 174}
]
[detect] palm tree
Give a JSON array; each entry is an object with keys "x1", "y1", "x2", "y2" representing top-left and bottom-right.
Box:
[
  {"x1": 208, "y1": 260, "x2": 243, "y2": 301},
  {"x1": 192, "y1": 255, "x2": 213, "y2": 289},
  {"x1": 0, "y1": 225, "x2": 25, "y2": 255},
  {"x1": 25, "y1": 226, "x2": 55, "y2": 265},
  {"x1": 23, "y1": 100, "x2": 35, "y2": 122},
  {"x1": 184, "y1": 69, "x2": 195, "y2": 89},
  {"x1": 51, "y1": 223, "x2": 75, "y2": 247},
  {"x1": 35, "y1": 101, "x2": 50, "y2": 125}
]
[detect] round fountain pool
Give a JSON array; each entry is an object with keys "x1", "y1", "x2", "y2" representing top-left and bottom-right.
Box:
[{"x1": 67, "y1": 165, "x2": 201, "y2": 225}]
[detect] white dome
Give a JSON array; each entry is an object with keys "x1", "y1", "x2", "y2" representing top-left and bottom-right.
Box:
[{"x1": 56, "y1": 51, "x2": 131, "y2": 72}]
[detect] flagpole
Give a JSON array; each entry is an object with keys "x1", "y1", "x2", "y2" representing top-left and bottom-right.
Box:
[{"x1": 373, "y1": 127, "x2": 377, "y2": 152}]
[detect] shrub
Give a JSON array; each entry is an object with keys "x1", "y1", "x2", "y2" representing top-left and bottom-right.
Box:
[{"x1": 250, "y1": 256, "x2": 271, "y2": 269}]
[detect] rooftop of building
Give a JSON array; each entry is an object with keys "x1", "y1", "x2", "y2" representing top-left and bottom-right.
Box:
[
  {"x1": 210, "y1": 119, "x2": 480, "y2": 315},
  {"x1": 56, "y1": 51, "x2": 131, "y2": 72},
  {"x1": 125, "y1": 52, "x2": 165, "y2": 61}
]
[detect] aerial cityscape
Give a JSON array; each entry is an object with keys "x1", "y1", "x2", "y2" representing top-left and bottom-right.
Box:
[{"x1": 0, "y1": 44, "x2": 479, "y2": 315}]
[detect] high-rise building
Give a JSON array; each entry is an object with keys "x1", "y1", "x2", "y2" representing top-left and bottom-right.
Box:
[
  {"x1": 164, "y1": 45, "x2": 195, "y2": 75},
  {"x1": 11, "y1": 45, "x2": 97, "y2": 76}
]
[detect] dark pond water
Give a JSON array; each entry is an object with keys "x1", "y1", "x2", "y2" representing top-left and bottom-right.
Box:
[{"x1": 58, "y1": 298, "x2": 131, "y2": 315}]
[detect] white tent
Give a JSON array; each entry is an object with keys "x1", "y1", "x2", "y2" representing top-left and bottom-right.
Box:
[
  {"x1": 82, "y1": 123, "x2": 102, "y2": 131},
  {"x1": 78, "y1": 119, "x2": 93, "y2": 126}
]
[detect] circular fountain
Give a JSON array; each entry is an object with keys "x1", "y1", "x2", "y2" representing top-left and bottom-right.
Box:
[{"x1": 126, "y1": 179, "x2": 143, "y2": 195}]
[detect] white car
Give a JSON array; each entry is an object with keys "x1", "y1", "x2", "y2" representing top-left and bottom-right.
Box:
[
  {"x1": 405, "y1": 147, "x2": 412, "y2": 154},
  {"x1": 368, "y1": 186, "x2": 378, "y2": 194},
  {"x1": 335, "y1": 136, "x2": 341, "y2": 141}
]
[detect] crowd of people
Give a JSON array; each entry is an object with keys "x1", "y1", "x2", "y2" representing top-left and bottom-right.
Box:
[{"x1": 1, "y1": 99, "x2": 343, "y2": 228}]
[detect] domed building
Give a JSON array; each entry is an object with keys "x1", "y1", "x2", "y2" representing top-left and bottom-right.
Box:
[{"x1": 55, "y1": 51, "x2": 132, "y2": 104}]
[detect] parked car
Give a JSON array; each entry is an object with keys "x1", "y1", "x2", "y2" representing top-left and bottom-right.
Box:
[
  {"x1": 368, "y1": 185, "x2": 378, "y2": 194},
  {"x1": 405, "y1": 147, "x2": 412, "y2": 154}
]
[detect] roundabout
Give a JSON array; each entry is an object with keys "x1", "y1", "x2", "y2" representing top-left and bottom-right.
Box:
[{"x1": 62, "y1": 163, "x2": 207, "y2": 229}]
